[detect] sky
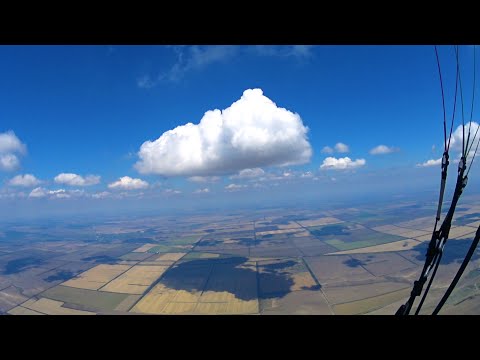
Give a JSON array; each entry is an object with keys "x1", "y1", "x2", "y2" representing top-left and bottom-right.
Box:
[{"x1": 0, "y1": 45, "x2": 479, "y2": 220}]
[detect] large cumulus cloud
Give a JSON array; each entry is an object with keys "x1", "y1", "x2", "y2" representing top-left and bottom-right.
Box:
[{"x1": 135, "y1": 89, "x2": 312, "y2": 177}]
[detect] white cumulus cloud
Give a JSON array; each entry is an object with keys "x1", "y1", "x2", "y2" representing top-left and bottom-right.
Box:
[
  {"x1": 230, "y1": 168, "x2": 265, "y2": 179},
  {"x1": 369, "y1": 145, "x2": 399, "y2": 155},
  {"x1": 320, "y1": 157, "x2": 366, "y2": 170},
  {"x1": 450, "y1": 122, "x2": 480, "y2": 153},
  {"x1": 54, "y1": 173, "x2": 100, "y2": 186},
  {"x1": 108, "y1": 176, "x2": 149, "y2": 190},
  {"x1": 92, "y1": 191, "x2": 111, "y2": 199},
  {"x1": 9, "y1": 174, "x2": 41, "y2": 187},
  {"x1": 334, "y1": 142, "x2": 349, "y2": 153},
  {"x1": 135, "y1": 88, "x2": 312, "y2": 177},
  {"x1": 416, "y1": 158, "x2": 442, "y2": 167},
  {"x1": 0, "y1": 131, "x2": 26, "y2": 171}
]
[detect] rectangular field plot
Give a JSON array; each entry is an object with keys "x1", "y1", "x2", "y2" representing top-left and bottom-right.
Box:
[
  {"x1": 133, "y1": 244, "x2": 158, "y2": 253},
  {"x1": 153, "y1": 252, "x2": 187, "y2": 262},
  {"x1": 322, "y1": 280, "x2": 410, "y2": 304},
  {"x1": 146, "y1": 245, "x2": 185, "y2": 254},
  {"x1": 305, "y1": 255, "x2": 376, "y2": 285},
  {"x1": 7, "y1": 306, "x2": 44, "y2": 315},
  {"x1": 168, "y1": 235, "x2": 203, "y2": 246},
  {"x1": 0, "y1": 285, "x2": 30, "y2": 312},
  {"x1": 297, "y1": 217, "x2": 344, "y2": 227},
  {"x1": 322, "y1": 228, "x2": 406, "y2": 252},
  {"x1": 332, "y1": 287, "x2": 411, "y2": 315},
  {"x1": 326, "y1": 238, "x2": 422, "y2": 255},
  {"x1": 62, "y1": 264, "x2": 131, "y2": 290},
  {"x1": 120, "y1": 252, "x2": 153, "y2": 261},
  {"x1": 258, "y1": 259, "x2": 318, "y2": 296},
  {"x1": 18, "y1": 297, "x2": 95, "y2": 315},
  {"x1": 132, "y1": 257, "x2": 260, "y2": 315},
  {"x1": 354, "y1": 253, "x2": 418, "y2": 276},
  {"x1": 42, "y1": 285, "x2": 130, "y2": 312},
  {"x1": 101, "y1": 265, "x2": 169, "y2": 294},
  {"x1": 260, "y1": 290, "x2": 331, "y2": 315}
]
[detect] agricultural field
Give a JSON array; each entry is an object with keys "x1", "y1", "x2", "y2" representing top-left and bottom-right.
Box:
[{"x1": 2, "y1": 196, "x2": 480, "y2": 315}]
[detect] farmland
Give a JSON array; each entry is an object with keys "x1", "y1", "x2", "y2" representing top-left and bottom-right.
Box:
[{"x1": 2, "y1": 195, "x2": 480, "y2": 315}]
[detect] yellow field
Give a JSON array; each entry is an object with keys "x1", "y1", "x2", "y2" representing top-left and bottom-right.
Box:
[
  {"x1": 448, "y1": 226, "x2": 477, "y2": 239},
  {"x1": 154, "y1": 252, "x2": 187, "y2": 262},
  {"x1": 292, "y1": 230, "x2": 312, "y2": 238},
  {"x1": 195, "y1": 302, "x2": 229, "y2": 314},
  {"x1": 8, "y1": 306, "x2": 44, "y2": 315},
  {"x1": 466, "y1": 220, "x2": 480, "y2": 228},
  {"x1": 297, "y1": 217, "x2": 343, "y2": 227},
  {"x1": 159, "y1": 302, "x2": 197, "y2": 314},
  {"x1": 200, "y1": 290, "x2": 237, "y2": 302},
  {"x1": 20, "y1": 298, "x2": 95, "y2": 315},
  {"x1": 131, "y1": 293, "x2": 174, "y2": 314},
  {"x1": 256, "y1": 228, "x2": 304, "y2": 237},
  {"x1": 326, "y1": 239, "x2": 422, "y2": 255},
  {"x1": 132, "y1": 278, "x2": 259, "y2": 315},
  {"x1": 101, "y1": 265, "x2": 168, "y2": 294},
  {"x1": 290, "y1": 272, "x2": 318, "y2": 291},
  {"x1": 333, "y1": 287, "x2": 411, "y2": 315},
  {"x1": 62, "y1": 264, "x2": 131, "y2": 290},
  {"x1": 276, "y1": 222, "x2": 302, "y2": 230},
  {"x1": 133, "y1": 244, "x2": 158, "y2": 253},
  {"x1": 414, "y1": 233, "x2": 433, "y2": 242}
]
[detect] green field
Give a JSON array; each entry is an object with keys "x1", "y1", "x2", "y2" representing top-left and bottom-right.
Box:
[
  {"x1": 147, "y1": 245, "x2": 181, "y2": 254},
  {"x1": 169, "y1": 235, "x2": 202, "y2": 246},
  {"x1": 42, "y1": 285, "x2": 130, "y2": 312}
]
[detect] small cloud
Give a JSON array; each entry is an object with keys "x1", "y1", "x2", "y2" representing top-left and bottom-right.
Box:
[
  {"x1": 29, "y1": 187, "x2": 47, "y2": 198},
  {"x1": 159, "y1": 45, "x2": 238, "y2": 82},
  {"x1": 91, "y1": 191, "x2": 111, "y2": 199},
  {"x1": 300, "y1": 171, "x2": 314, "y2": 178},
  {"x1": 28, "y1": 187, "x2": 70, "y2": 199},
  {"x1": 369, "y1": 145, "x2": 399, "y2": 155},
  {"x1": 8, "y1": 174, "x2": 41, "y2": 187},
  {"x1": 0, "y1": 131, "x2": 26, "y2": 172},
  {"x1": 334, "y1": 142, "x2": 349, "y2": 153},
  {"x1": 320, "y1": 157, "x2": 366, "y2": 170},
  {"x1": 193, "y1": 188, "x2": 210, "y2": 194},
  {"x1": 108, "y1": 176, "x2": 149, "y2": 190},
  {"x1": 54, "y1": 173, "x2": 100, "y2": 186},
  {"x1": 164, "y1": 188, "x2": 181, "y2": 195},
  {"x1": 225, "y1": 183, "x2": 247, "y2": 192},
  {"x1": 137, "y1": 75, "x2": 157, "y2": 89},
  {"x1": 416, "y1": 158, "x2": 441, "y2": 168},
  {"x1": 253, "y1": 45, "x2": 314, "y2": 59},
  {"x1": 230, "y1": 168, "x2": 265, "y2": 179},
  {"x1": 321, "y1": 146, "x2": 334, "y2": 154},
  {"x1": 188, "y1": 176, "x2": 220, "y2": 183}
]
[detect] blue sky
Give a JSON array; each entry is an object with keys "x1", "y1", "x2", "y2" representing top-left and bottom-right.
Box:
[{"x1": 0, "y1": 45, "x2": 479, "y2": 219}]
